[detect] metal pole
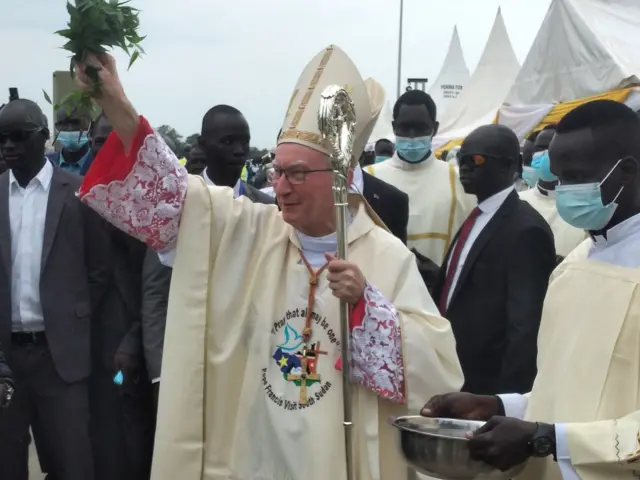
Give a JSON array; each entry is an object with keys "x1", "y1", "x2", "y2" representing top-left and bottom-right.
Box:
[{"x1": 396, "y1": 0, "x2": 404, "y2": 99}]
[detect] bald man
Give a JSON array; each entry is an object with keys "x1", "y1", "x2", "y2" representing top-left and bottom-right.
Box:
[{"x1": 433, "y1": 124, "x2": 555, "y2": 396}]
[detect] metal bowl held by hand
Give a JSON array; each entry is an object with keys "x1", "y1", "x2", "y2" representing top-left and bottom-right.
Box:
[{"x1": 389, "y1": 416, "x2": 526, "y2": 479}]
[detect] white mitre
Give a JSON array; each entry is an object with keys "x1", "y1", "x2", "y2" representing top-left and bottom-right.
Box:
[{"x1": 278, "y1": 45, "x2": 384, "y2": 164}]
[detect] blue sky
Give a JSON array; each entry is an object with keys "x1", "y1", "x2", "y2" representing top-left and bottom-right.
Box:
[{"x1": 1, "y1": 0, "x2": 551, "y2": 148}]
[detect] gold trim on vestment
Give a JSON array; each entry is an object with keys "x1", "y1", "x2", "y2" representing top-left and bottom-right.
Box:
[
  {"x1": 288, "y1": 46, "x2": 334, "y2": 130},
  {"x1": 407, "y1": 232, "x2": 449, "y2": 241}
]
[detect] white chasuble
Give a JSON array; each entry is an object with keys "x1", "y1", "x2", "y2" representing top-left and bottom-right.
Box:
[
  {"x1": 519, "y1": 187, "x2": 587, "y2": 257},
  {"x1": 77, "y1": 118, "x2": 464, "y2": 480},
  {"x1": 366, "y1": 154, "x2": 475, "y2": 265},
  {"x1": 515, "y1": 259, "x2": 640, "y2": 480}
]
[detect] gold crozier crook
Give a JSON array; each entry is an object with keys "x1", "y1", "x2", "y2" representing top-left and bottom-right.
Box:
[{"x1": 318, "y1": 85, "x2": 357, "y2": 480}]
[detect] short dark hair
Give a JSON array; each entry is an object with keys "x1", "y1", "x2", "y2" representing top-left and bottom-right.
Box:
[
  {"x1": 202, "y1": 104, "x2": 243, "y2": 131},
  {"x1": 393, "y1": 90, "x2": 437, "y2": 122},
  {"x1": 525, "y1": 130, "x2": 540, "y2": 143},
  {"x1": 89, "y1": 111, "x2": 109, "y2": 135},
  {"x1": 556, "y1": 100, "x2": 639, "y2": 134},
  {"x1": 556, "y1": 100, "x2": 640, "y2": 159}
]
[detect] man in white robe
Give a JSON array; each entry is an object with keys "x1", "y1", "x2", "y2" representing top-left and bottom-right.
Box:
[
  {"x1": 364, "y1": 90, "x2": 474, "y2": 288},
  {"x1": 73, "y1": 46, "x2": 464, "y2": 480},
  {"x1": 421, "y1": 99, "x2": 640, "y2": 480},
  {"x1": 519, "y1": 125, "x2": 586, "y2": 260}
]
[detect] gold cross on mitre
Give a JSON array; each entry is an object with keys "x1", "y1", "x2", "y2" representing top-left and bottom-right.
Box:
[{"x1": 286, "y1": 342, "x2": 327, "y2": 405}]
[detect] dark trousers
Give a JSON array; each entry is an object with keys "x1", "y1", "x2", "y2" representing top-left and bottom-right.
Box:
[
  {"x1": 89, "y1": 366, "x2": 155, "y2": 480},
  {"x1": 0, "y1": 343, "x2": 93, "y2": 480}
]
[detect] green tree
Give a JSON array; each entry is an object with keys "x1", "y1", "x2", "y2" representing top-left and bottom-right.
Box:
[
  {"x1": 249, "y1": 147, "x2": 269, "y2": 159},
  {"x1": 184, "y1": 133, "x2": 200, "y2": 148}
]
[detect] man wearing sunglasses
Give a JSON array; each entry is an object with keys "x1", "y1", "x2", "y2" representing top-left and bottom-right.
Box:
[
  {"x1": 519, "y1": 124, "x2": 586, "y2": 263},
  {"x1": 0, "y1": 98, "x2": 110, "y2": 480},
  {"x1": 433, "y1": 124, "x2": 555, "y2": 397}
]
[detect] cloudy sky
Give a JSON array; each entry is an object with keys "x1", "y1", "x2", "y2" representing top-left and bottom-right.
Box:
[{"x1": 1, "y1": 0, "x2": 551, "y2": 148}]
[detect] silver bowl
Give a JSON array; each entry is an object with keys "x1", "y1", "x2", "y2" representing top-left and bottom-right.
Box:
[{"x1": 389, "y1": 416, "x2": 526, "y2": 479}]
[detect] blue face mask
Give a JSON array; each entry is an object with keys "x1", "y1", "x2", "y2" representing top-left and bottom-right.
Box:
[
  {"x1": 57, "y1": 131, "x2": 89, "y2": 151},
  {"x1": 531, "y1": 150, "x2": 558, "y2": 182},
  {"x1": 521, "y1": 166, "x2": 539, "y2": 188},
  {"x1": 555, "y1": 159, "x2": 624, "y2": 231},
  {"x1": 375, "y1": 155, "x2": 390, "y2": 164},
  {"x1": 395, "y1": 136, "x2": 433, "y2": 163}
]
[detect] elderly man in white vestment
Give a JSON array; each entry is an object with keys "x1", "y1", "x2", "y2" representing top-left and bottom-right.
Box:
[
  {"x1": 519, "y1": 124, "x2": 586, "y2": 262},
  {"x1": 72, "y1": 46, "x2": 464, "y2": 480},
  {"x1": 365, "y1": 90, "x2": 474, "y2": 289},
  {"x1": 421, "y1": 99, "x2": 640, "y2": 480}
]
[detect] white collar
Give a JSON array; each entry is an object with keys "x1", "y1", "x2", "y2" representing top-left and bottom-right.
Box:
[
  {"x1": 478, "y1": 186, "x2": 514, "y2": 214},
  {"x1": 592, "y1": 212, "x2": 640, "y2": 248},
  {"x1": 350, "y1": 164, "x2": 364, "y2": 194},
  {"x1": 389, "y1": 152, "x2": 436, "y2": 171},
  {"x1": 9, "y1": 159, "x2": 53, "y2": 191},
  {"x1": 202, "y1": 168, "x2": 243, "y2": 197}
]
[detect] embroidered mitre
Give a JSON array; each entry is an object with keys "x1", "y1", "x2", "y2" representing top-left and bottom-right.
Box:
[{"x1": 278, "y1": 45, "x2": 384, "y2": 164}]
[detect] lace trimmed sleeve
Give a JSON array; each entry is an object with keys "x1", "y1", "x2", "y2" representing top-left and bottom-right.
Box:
[
  {"x1": 335, "y1": 281, "x2": 406, "y2": 404},
  {"x1": 78, "y1": 116, "x2": 188, "y2": 251}
]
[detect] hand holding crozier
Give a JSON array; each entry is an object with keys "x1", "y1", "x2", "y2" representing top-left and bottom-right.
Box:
[{"x1": 325, "y1": 253, "x2": 365, "y2": 305}]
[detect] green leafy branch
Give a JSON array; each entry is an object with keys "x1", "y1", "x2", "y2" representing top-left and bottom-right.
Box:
[{"x1": 44, "y1": 0, "x2": 145, "y2": 115}]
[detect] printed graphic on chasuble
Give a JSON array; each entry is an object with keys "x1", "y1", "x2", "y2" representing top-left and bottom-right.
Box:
[{"x1": 263, "y1": 308, "x2": 340, "y2": 410}]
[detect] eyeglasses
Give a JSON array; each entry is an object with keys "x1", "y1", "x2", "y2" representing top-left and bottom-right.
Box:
[
  {"x1": 268, "y1": 166, "x2": 333, "y2": 185},
  {"x1": 0, "y1": 129, "x2": 41, "y2": 145}
]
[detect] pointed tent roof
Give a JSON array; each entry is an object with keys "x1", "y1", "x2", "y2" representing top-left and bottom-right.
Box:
[
  {"x1": 428, "y1": 26, "x2": 470, "y2": 118},
  {"x1": 506, "y1": 0, "x2": 640, "y2": 106},
  {"x1": 368, "y1": 100, "x2": 394, "y2": 144},
  {"x1": 435, "y1": 8, "x2": 520, "y2": 147}
]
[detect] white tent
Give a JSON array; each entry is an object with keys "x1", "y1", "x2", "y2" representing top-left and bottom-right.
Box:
[
  {"x1": 367, "y1": 100, "x2": 395, "y2": 145},
  {"x1": 428, "y1": 26, "x2": 470, "y2": 119},
  {"x1": 505, "y1": 0, "x2": 640, "y2": 106},
  {"x1": 434, "y1": 8, "x2": 520, "y2": 149}
]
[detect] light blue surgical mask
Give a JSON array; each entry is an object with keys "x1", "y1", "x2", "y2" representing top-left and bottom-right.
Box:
[
  {"x1": 555, "y1": 159, "x2": 624, "y2": 231},
  {"x1": 521, "y1": 166, "x2": 539, "y2": 188},
  {"x1": 395, "y1": 136, "x2": 433, "y2": 163},
  {"x1": 375, "y1": 155, "x2": 390, "y2": 164},
  {"x1": 531, "y1": 150, "x2": 558, "y2": 182},
  {"x1": 57, "y1": 131, "x2": 89, "y2": 151}
]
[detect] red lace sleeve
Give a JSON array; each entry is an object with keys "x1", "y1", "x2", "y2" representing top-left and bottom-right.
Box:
[
  {"x1": 334, "y1": 282, "x2": 406, "y2": 404},
  {"x1": 78, "y1": 116, "x2": 188, "y2": 251}
]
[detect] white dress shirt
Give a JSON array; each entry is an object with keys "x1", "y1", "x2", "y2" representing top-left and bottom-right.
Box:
[
  {"x1": 9, "y1": 160, "x2": 54, "y2": 332},
  {"x1": 500, "y1": 212, "x2": 640, "y2": 480},
  {"x1": 445, "y1": 186, "x2": 514, "y2": 308}
]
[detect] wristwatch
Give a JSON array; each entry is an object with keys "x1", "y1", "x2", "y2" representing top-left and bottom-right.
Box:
[
  {"x1": 529, "y1": 422, "x2": 556, "y2": 458},
  {"x1": 1, "y1": 383, "x2": 14, "y2": 408}
]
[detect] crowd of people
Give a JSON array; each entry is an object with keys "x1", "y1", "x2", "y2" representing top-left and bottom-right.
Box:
[{"x1": 0, "y1": 43, "x2": 639, "y2": 480}]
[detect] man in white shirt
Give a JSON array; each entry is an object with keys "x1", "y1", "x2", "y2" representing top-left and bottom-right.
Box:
[
  {"x1": 0, "y1": 99, "x2": 110, "y2": 480},
  {"x1": 422, "y1": 100, "x2": 640, "y2": 480},
  {"x1": 432, "y1": 124, "x2": 555, "y2": 395}
]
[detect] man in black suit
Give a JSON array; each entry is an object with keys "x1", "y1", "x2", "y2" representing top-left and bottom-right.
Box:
[
  {"x1": 433, "y1": 124, "x2": 555, "y2": 395},
  {"x1": 353, "y1": 163, "x2": 409, "y2": 244},
  {"x1": 0, "y1": 99, "x2": 110, "y2": 480}
]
